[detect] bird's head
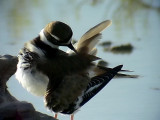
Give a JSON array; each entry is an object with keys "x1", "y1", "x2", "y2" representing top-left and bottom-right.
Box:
[{"x1": 40, "y1": 21, "x2": 77, "y2": 53}]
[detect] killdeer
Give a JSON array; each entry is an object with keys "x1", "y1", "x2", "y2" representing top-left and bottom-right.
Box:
[{"x1": 15, "y1": 20, "x2": 122, "y2": 120}]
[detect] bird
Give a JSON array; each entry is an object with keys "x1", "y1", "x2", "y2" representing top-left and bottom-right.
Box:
[{"x1": 15, "y1": 20, "x2": 122, "y2": 120}]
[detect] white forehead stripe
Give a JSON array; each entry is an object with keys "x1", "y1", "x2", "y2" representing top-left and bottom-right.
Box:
[
  {"x1": 50, "y1": 33, "x2": 60, "y2": 41},
  {"x1": 39, "y1": 29, "x2": 59, "y2": 48}
]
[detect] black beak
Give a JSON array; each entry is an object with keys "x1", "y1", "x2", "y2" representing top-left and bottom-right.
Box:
[{"x1": 68, "y1": 43, "x2": 78, "y2": 54}]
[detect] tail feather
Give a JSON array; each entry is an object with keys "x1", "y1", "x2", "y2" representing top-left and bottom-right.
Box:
[
  {"x1": 96, "y1": 65, "x2": 139, "y2": 78},
  {"x1": 115, "y1": 73, "x2": 139, "y2": 78}
]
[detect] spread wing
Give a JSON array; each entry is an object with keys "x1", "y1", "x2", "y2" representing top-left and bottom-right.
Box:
[
  {"x1": 76, "y1": 20, "x2": 112, "y2": 54},
  {"x1": 78, "y1": 20, "x2": 111, "y2": 45},
  {"x1": 67, "y1": 20, "x2": 112, "y2": 55}
]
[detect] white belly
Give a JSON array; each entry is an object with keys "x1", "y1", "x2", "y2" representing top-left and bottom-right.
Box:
[{"x1": 15, "y1": 60, "x2": 49, "y2": 96}]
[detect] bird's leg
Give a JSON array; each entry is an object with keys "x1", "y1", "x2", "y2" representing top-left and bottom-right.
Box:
[
  {"x1": 70, "y1": 114, "x2": 74, "y2": 120},
  {"x1": 54, "y1": 113, "x2": 58, "y2": 119}
]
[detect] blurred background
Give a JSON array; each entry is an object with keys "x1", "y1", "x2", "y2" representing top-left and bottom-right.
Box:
[{"x1": 0, "y1": 0, "x2": 160, "y2": 120}]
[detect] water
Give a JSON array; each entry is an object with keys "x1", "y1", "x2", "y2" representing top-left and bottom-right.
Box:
[{"x1": 0, "y1": 0, "x2": 160, "y2": 120}]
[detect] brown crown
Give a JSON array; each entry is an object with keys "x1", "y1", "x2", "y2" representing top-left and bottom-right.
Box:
[{"x1": 44, "y1": 21, "x2": 73, "y2": 43}]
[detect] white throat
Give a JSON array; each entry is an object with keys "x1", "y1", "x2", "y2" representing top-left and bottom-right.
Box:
[{"x1": 39, "y1": 29, "x2": 59, "y2": 49}]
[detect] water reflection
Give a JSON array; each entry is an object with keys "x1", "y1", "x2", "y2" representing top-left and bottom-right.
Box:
[{"x1": 102, "y1": 43, "x2": 134, "y2": 54}]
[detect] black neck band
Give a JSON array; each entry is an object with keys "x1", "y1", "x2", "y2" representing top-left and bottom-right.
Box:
[{"x1": 31, "y1": 36, "x2": 58, "y2": 58}]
